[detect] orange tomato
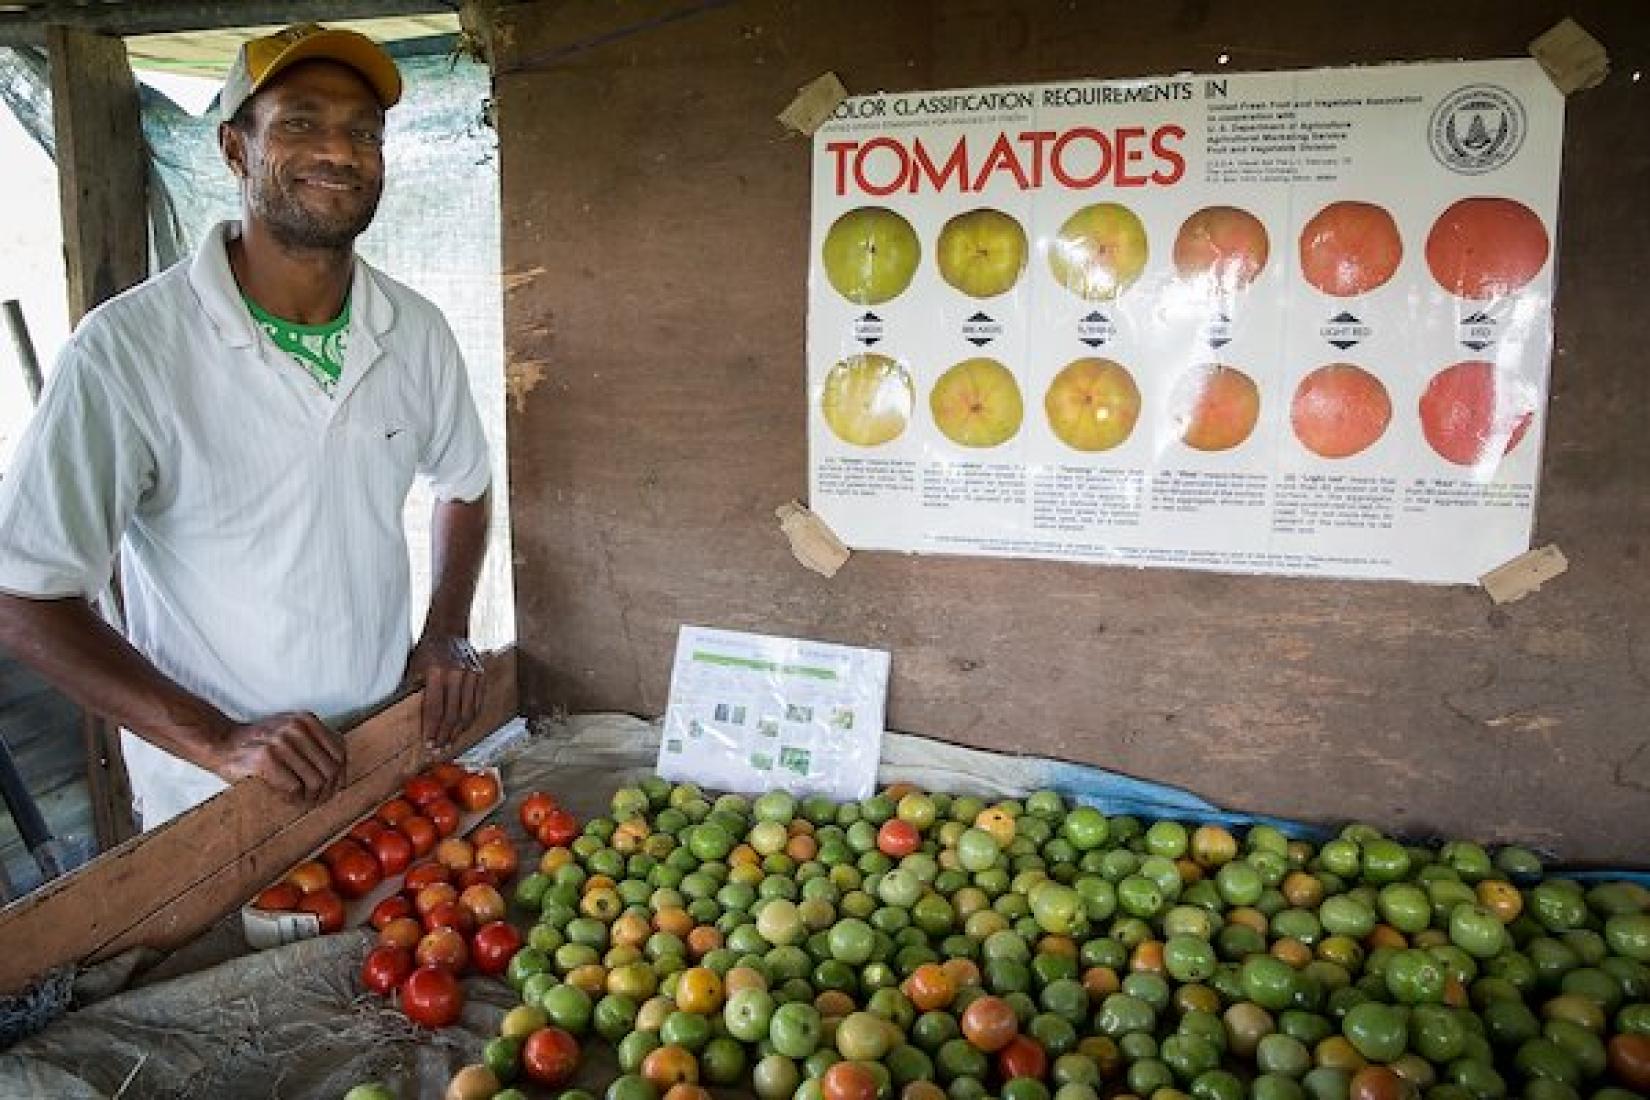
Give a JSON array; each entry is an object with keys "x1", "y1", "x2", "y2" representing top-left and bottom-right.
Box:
[
  {"x1": 905, "y1": 963, "x2": 956, "y2": 1011},
  {"x1": 285, "y1": 860, "x2": 331, "y2": 895},
  {"x1": 1129, "y1": 940, "x2": 1165, "y2": 974},
  {"x1": 960, "y1": 995, "x2": 1018, "y2": 1053},
  {"x1": 253, "y1": 882, "x2": 303, "y2": 911},
  {"x1": 675, "y1": 966, "x2": 723, "y2": 1014},
  {"x1": 686, "y1": 925, "x2": 723, "y2": 958},
  {"x1": 1271, "y1": 938, "x2": 1313, "y2": 969},
  {"x1": 471, "y1": 824, "x2": 510, "y2": 849},
  {"x1": 641, "y1": 1045, "x2": 699, "y2": 1089},
  {"x1": 941, "y1": 957, "x2": 981, "y2": 990},
  {"x1": 434, "y1": 837, "x2": 475, "y2": 872},
  {"x1": 1348, "y1": 1066, "x2": 1408, "y2": 1100},
  {"x1": 1608, "y1": 1033, "x2": 1650, "y2": 1093},
  {"x1": 1476, "y1": 879, "x2": 1522, "y2": 923},
  {"x1": 1082, "y1": 966, "x2": 1120, "y2": 1002},
  {"x1": 476, "y1": 839, "x2": 519, "y2": 878},
  {"x1": 378, "y1": 916, "x2": 422, "y2": 950}
]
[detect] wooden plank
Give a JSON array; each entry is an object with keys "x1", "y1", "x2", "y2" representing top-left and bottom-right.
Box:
[
  {"x1": 0, "y1": 647, "x2": 518, "y2": 995},
  {"x1": 46, "y1": 26, "x2": 149, "y2": 326},
  {"x1": 499, "y1": 0, "x2": 1650, "y2": 865},
  {"x1": 0, "y1": 2, "x2": 457, "y2": 46}
]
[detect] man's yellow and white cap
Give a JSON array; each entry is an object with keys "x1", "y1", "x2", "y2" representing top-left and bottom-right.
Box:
[{"x1": 220, "y1": 23, "x2": 403, "y2": 124}]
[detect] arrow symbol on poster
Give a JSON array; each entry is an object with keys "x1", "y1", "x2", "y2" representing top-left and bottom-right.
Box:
[
  {"x1": 1201, "y1": 311, "x2": 1233, "y2": 350},
  {"x1": 1459, "y1": 310, "x2": 1497, "y2": 352},
  {"x1": 1077, "y1": 310, "x2": 1115, "y2": 348},
  {"x1": 852, "y1": 311, "x2": 885, "y2": 346},
  {"x1": 1320, "y1": 310, "x2": 1371, "y2": 351},
  {"x1": 962, "y1": 311, "x2": 1002, "y2": 347}
]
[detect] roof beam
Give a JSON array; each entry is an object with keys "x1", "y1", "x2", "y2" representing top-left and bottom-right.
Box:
[{"x1": 0, "y1": 1, "x2": 457, "y2": 46}]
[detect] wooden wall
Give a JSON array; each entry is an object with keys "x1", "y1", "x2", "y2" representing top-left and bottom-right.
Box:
[{"x1": 494, "y1": 0, "x2": 1650, "y2": 863}]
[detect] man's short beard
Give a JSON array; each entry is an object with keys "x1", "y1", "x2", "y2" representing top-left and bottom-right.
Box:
[{"x1": 248, "y1": 172, "x2": 381, "y2": 253}]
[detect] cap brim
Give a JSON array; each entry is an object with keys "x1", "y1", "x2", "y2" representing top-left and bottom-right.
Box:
[{"x1": 251, "y1": 29, "x2": 403, "y2": 110}]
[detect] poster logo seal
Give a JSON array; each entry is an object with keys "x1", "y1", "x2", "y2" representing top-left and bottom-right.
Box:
[{"x1": 1429, "y1": 84, "x2": 1526, "y2": 174}]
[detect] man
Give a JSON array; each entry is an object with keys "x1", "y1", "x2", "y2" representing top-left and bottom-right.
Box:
[{"x1": 0, "y1": 25, "x2": 492, "y2": 829}]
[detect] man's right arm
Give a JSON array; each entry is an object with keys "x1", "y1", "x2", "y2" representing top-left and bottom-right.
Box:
[{"x1": 0, "y1": 595, "x2": 344, "y2": 802}]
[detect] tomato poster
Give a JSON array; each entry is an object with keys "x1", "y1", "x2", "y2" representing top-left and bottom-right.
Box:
[{"x1": 805, "y1": 59, "x2": 1563, "y2": 583}]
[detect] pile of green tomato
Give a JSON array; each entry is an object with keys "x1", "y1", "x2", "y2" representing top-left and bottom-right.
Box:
[{"x1": 453, "y1": 777, "x2": 1650, "y2": 1100}]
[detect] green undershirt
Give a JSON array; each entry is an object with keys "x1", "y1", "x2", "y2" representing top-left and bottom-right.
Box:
[{"x1": 244, "y1": 294, "x2": 351, "y2": 397}]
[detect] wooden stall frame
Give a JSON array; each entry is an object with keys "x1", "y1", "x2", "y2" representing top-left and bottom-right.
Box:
[{"x1": 0, "y1": 647, "x2": 518, "y2": 997}]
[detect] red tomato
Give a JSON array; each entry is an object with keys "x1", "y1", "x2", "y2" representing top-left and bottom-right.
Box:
[
  {"x1": 535, "y1": 809, "x2": 579, "y2": 849},
  {"x1": 377, "y1": 798, "x2": 417, "y2": 827},
  {"x1": 416, "y1": 927, "x2": 470, "y2": 972},
  {"x1": 998, "y1": 1035, "x2": 1048, "y2": 1081},
  {"x1": 425, "y1": 901, "x2": 476, "y2": 936},
  {"x1": 362, "y1": 945, "x2": 413, "y2": 996},
  {"x1": 399, "y1": 965, "x2": 464, "y2": 1029},
  {"x1": 333, "y1": 849, "x2": 384, "y2": 900},
  {"x1": 472, "y1": 824, "x2": 511, "y2": 849},
  {"x1": 403, "y1": 860, "x2": 451, "y2": 893},
  {"x1": 522, "y1": 1026, "x2": 580, "y2": 1087},
  {"x1": 823, "y1": 1061, "x2": 878, "y2": 1100},
  {"x1": 415, "y1": 882, "x2": 459, "y2": 919},
  {"x1": 518, "y1": 791, "x2": 559, "y2": 833},
  {"x1": 372, "y1": 829, "x2": 414, "y2": 876},
  {"x1": 427, "y1": 762, "x2": 467, "y2": 792},
  {"x1": 252, "y1": 882, "x2": 303, "y2": 911},
  {"x1": 456, "y1": 772, "x2": 501, "y2": 813},
  {"x1": 348, "y1": 818, "x2": 387, "y2": 846},
  {"x1": 404, "y1": 775, "x2": 446, "y2": 808},
  {"x1": 471, "y1": 920, "x2": 523, "y2": 976},
  {"x1": 297, "y1": 888, "x2": 346, "y2": 934},
  {"x1": 457, "y1": 868, "x2": 501, "y2": 891},
  {"x1": 402, "y1": 816, "x2": 438, "y2": 857},
  {"x1": 322, "y1": 838, "x2": 368, "y2": 868},
  {"x1": 877, "y1": 819, "x2": 921, "y2": 858},
  {"x1": 370, "y1": 894, "x2": 415, "y2": 930},
  {"x1": 425, "y1": 798, "x2": 462, "y2": 839}
]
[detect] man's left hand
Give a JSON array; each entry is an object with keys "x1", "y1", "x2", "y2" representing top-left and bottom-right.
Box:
[{"x1": 404, "y1": 633, "x2": 484, "y2": 751}]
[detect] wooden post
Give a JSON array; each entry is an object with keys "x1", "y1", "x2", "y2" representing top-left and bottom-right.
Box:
[
  {"x1": 45, "y1": 26, "x2": 149, "y2": 325},
  {"x1": 43, "y1": 27, "x2": 148, "y2": 849}
]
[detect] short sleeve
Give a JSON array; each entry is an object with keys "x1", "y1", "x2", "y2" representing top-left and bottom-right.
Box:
[
  {"x1": 418, "y1": 316, "x2": 491, "y2": 503},
  {"x1": 0, "y1": 341, "x2": 155, "y2": 598}
]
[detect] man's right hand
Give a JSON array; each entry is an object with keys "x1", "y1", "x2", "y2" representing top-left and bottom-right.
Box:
[{"x1": 212, "y1": 712, "x2": 346, "y2": 803}]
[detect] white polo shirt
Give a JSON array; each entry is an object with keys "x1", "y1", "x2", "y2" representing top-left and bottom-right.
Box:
[{"x1": 0, "y1": 221, "x2": 491, "y2": 827}]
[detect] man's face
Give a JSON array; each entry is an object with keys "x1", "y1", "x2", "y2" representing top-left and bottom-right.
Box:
[{"x1": 221, "y1": 60, "x2": 386, "y2": 251}]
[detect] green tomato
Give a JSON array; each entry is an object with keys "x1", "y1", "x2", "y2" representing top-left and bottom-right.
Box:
[
  {"x1": 1341, "y1": 1001, "x2": 1407, "y2": 1063},
  {"x1": 768, "y1": 1001, "x2": 822, "y2": 1059}
]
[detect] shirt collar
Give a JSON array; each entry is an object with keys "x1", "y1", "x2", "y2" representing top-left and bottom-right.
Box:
[{"x1": 187, "y1": 220, "x2": 395, "y2": 350}]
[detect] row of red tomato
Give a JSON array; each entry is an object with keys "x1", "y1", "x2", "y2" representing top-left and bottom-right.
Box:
[
  {"x1": 250, "y1": 764, "x2": 506, "y2": 933},
  {"x1": 349, "y1": 786, "x2": 572, "y2": 1030}
]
